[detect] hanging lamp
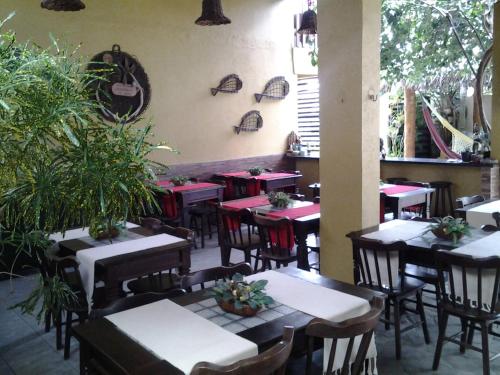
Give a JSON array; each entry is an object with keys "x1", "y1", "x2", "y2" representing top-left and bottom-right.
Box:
[
  {"x1": 297, "y1": 0, "x2": 317, "y2": 35},
  {"x1": 195, "y1": 0, "x2": 231, "y2": 26},
  {"x1": 41, "y1": 0, "x2": 86, "y2": 11}
]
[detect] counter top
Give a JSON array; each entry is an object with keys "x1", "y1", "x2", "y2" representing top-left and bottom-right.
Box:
[
  {"x1": 286, "y1": 152, "x2": 319, "y2": 160},
  {"x1": 381, "y1": 157, "x2": 497, "y2": 168}
]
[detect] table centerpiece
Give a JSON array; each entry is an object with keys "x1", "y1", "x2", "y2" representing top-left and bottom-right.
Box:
[
  {"x1": 170, "y1": 175, "x2": 189, "y2": 186},
  {"x1": 427, "y1": 216, "x2": 471, "y2": 244},
  {"x1": 268, "y1": 191, "x2": 291, "y2": 209},
  {"x1": 248, "y1": 167, "x2": 263, "y2": 176}
]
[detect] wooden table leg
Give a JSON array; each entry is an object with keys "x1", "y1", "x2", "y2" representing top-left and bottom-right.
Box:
[
  {"x1": 295, "y1": 227, "x2": 310, "y2": 271},
  {"x1": 220, "y1": 243, "x2": 231, "y2": 266}
]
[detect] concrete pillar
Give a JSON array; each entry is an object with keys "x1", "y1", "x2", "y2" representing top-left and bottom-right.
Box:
[
  {"x1": 318, "y1": 0, "x2": 381, "y2": 283},
  {"x1": 492, "y1": 2, "x2": 500, "y2": 160}
]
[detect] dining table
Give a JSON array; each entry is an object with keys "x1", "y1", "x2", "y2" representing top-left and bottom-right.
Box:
[
  {"x1": 214, "y1": 171, "x2": 302, "y2": 199},
  {"x1": 221, "y1": 196, "x2": 320, "y2": 271},
  {"x1": 380, "y1": 184, "x2": 435, "y2": 219},
  {"x1": 56, "y1": 224, "x2": 191, "y2": 305},
  {"x1": 73, "y1": 267, "x2": 383, "y2": 375},
  {"x1": 454, "y1": 199, "x2": 500, "y2": 228},
  {"x1": 156, "y1": 180, "x2": 224, "y2": 225}
]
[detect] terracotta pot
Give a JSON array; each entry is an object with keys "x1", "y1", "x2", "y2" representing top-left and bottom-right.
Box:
[
  {"x1": 217, "y1": 299, "x2": 261, "y2": 317},
  {"x1": 431, "y1": 227, "x2": 464, "y2": 242}
]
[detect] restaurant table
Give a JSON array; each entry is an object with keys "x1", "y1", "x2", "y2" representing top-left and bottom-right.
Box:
[
  {"x1": 73, "y1": 267, "x2": 383, "y2": 375},
  {"x1": 454, "y1": 198, "x2": 497, "y2": 220},
  {"x1": 459, "y1": 199, "x2": 500, "y2": 227},
  {"x1": 380, "y1": 184, "x2": 435, "y2": 219},
  {"x1": 157, "y1": 180, "x2": 224, "y2": 225},
  {"x1": 214, "y1": 172, "x2": 302, "y2": 198},
  {"x1": 347, "y1": 219, "x2": 491, "y2": 283},
  {"x1": 58, "y1": 225, "x2": 191, "y2": 304},
  {"x1": 221, "y1": 197, "x2": 320, "y2": 271}
]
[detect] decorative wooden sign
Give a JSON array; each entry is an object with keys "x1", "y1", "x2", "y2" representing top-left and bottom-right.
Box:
[
  {"x1": 234, "y1": 111, "x2": 263, "y2": 134},
  {"x1": 211, "y1": 74, "x2": 243, "y2": 96},
  {"x1": 255, "y1": 76, "x2": 290, "y2": 103}
]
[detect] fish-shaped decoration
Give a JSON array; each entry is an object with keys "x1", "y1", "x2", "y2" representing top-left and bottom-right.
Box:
[
  {"x1": 234, "y1": 110, "x2": 263, "y2": 134},
  {"x1": 211, "y1": 74, "x2": 243, "y2": 96},
  {"x1": 255, "y1": 76, "x2": 290, "y2": 103}
]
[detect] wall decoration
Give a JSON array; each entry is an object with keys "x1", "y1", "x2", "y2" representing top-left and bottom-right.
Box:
[
  {"x1": 88, "y1": 44, "x2": 151, "y2": 123},
  {"x1": 195, "y1": 0, "x2": 231, "y2": 26},
  {"x1": 41, "y1": 0, "x2": 85, "y2": 11},
  {"x1": 255, "y1": 76, "x2": 290, "y2": 103},
  {"x1": 234, "y1": 111, "x2": 263, "y2": 134},
  {"x1": 211, "y1": 74, "x2": 243, "y2": 96}
]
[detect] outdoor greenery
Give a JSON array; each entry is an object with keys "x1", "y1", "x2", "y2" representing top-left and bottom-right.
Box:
[
  {"x1": 268, "y1": 191, "x2": 291, "y2": 209},
  {"x1": 212, "y1": 273, "x2": 274, "y2": 311},
  {"x1": 0, "y1": 13, "x2": 174, "y2": 318}
]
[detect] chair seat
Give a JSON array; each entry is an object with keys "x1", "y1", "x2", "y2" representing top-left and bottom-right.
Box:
[
  {"x1": 360, "y1": 276, "x2": 426, "y2": 297},
  {"x1": 127, "y1": 273, "x2": 180, "y2": 294},
  {"x1": 229, "y1": 233, "x2": 261, "y2": 250},
  {"x1": 404, "y1": 264, "x2": 438, "y2": 284},
  {"x1": 261, "y1": 247, "x2": 297, "y2": 263}
]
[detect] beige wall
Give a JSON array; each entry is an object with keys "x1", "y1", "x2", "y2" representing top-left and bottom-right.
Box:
[{"x1": 1, "y1": 0, "x2": 297, "y2": 165}]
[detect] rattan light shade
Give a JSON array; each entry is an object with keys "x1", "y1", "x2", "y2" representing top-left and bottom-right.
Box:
[
  {"x1": 195, "y1": 0, "x2": 231, "y2": 26},
  {"x1": 41, "y1": 0, "x2": 85, "y2": 11}
]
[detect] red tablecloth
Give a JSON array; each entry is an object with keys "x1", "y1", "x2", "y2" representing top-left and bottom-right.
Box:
[
  {"x1": 254, "y1": 173, "x2": 297, "y2": 180},
  {"x1": 218, "y1": 171, "x2": 250, "y2": 177},
  {"x1": 156, "y1": 180, "x2": 172, "y2": 187},
  {"x1": 380, "y1": 185, "x2": 422, "y2": 195},
  {"x1": 171, "y1": 182, "x2": 220, "y2": 192},
  {"x1": 223, "y1": 196, "x2": 270, "y2": 210},
  {"x1": 267, "y1": 204, "x2": 320, "y2": 220}
]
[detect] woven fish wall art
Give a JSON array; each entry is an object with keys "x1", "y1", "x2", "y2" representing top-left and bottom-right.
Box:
[
  {"x1": 211, "y1": 74, "x2": 243, "y2": 96},
  {"x1": 234, "y1": 111, "x2": 263, "y2": 134},
  {"x1": 254, "y1": 76, "x2": 290, "y2": 103}
]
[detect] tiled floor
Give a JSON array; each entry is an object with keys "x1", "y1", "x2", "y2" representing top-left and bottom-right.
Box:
[{"x1": 0, "y1": 236, "x2": 499, "y2": 374}]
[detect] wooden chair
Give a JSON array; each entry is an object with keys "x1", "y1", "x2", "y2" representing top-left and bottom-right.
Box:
[
  {"x1": 190, "y1": 326, "x2": 294, "y2": 375},
  {"x1": 481, "y1": 212, "x2": 500, "y2": 232},
  {"x1": 351, "y1": 238, "x2": 430, "y2": 359},
  {"x1": 218, "y1": 206, "x2": 261, "y2": 271},
  {"x1": 253, "y1": 214, "x2": 297, "y2": 271},
  {"x1": 126, "y1": 225, "x2": 194, "y2": 294},
  {"x1": 156, "y1": 189, "x2": 182, "y2": 226},
  {"x1": 180, "y1": 263, "x2": 253, "y2": 291},
  {"x1": 90, "y1": 289, "x2": 186, "y2": 319},
  {"x1": 305, "y1": 296, "x2": 384, "y2": 375},
  {"x1": 456, "y1": 194, "x2": 485, "y2": 209},
  {"x1": 433, "y1": 251, "x2": 500, "y2": 375}
]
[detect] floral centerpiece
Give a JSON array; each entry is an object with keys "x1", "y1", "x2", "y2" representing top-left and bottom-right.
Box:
[
  {"x1": 248, "y1": 166, "x2": 263, "y2": 176},
  {"x1": 427, "y1": 216, "x2": 471, "y2": 244},
  {"x1": 212, "y1": 273, "x2": 274, "y2": 317},
  {"x1": 268, "y1": 191, "x2": 291, "y2": 209},
  {"x1": 170, "y1": 175, "x2": 189, "y2": 186},
  {"x1": 89, "y1": 218, "x2": 126, "y2": 240}
]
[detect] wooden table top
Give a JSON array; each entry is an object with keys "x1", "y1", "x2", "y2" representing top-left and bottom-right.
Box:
[{"x1": 73, "y1": 268, "x2": 382, "y2": 373}]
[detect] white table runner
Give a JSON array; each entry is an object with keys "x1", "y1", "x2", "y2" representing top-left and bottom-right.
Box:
[
  {"x1": 466, "y1": 200, "x2": 500, "y2": 228},
  {"x1": 362, "y1": 220, "x2": 429, "y2": 243},
  {"x1": 77, "y1": 234, "x2": 184, "y2": 307},
  {"x1": 106, "y1": 299, "x2": 258, "y2": 374},
  {"x1": 246, "y1": 271, "x2": 377, "y2": 374}
]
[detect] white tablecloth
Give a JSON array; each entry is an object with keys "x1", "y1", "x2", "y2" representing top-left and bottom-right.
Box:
[
  {"x1": 106, "y1": 299, "x2": 258, "y2": 374},
  {"x1": 246, "y1": 271, "x2": 377, "y2": 374},
  {"x1": 77, "y1": 234, "x2": 184, "y2": 307},
  {"x1": 362, "y1": 220, "x2": 429, "y2": 243},
  {"x1": 466, "y1": 200, "x2": 500, "y2": 228}
]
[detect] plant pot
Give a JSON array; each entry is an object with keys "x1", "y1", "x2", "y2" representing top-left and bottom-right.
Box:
[
  {"x1": 431, "y1": 227, "x2": 464, "y2": 242},
  {"x1": 249, "y1": 171, "x2": 262, "y2": 176},
  {"x1": 92, "y1": 226, "x2": 121, "y2": 240},
  {"x1": 217, "y1": 299, "x2": 261, "y2": 317},
  {"x1": 172, "y1": 181, "x2": 186, "y2": 186}
]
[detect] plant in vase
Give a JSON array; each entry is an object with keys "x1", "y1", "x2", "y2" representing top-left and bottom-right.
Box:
[
  {"x1": 0, "y1": 16, "x2": 175, "y2": 322},
  {"x1": 248, "y1": 167, "x2": 263, "y2": 176},
  {"x1": 212, "y1": 273, "x2": 274, "y2": 316},
  {"x1": 268, "y1": 191, "x2": 291, "y2": 209},
  {"x1": 427, "y1": 216, "x2": 471, "y2": 244},
  {"x1": 170, "y1": 175, "x2": 189, "y2": 186}
]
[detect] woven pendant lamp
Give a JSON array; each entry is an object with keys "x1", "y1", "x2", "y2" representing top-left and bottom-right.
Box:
[
  {"x1": 195, "y1": 0, "x2": 231, "y2": 26},
  {"x1": 297, "y1": 8, "x2": 317, "y2": 35},
  {"x1": 41, "y1": 0, "x2": 85, "y2": 11}
]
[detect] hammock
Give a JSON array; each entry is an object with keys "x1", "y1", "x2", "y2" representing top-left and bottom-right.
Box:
[{"x1": 421, "y1": 96, "x2": 474, "y2": 158}]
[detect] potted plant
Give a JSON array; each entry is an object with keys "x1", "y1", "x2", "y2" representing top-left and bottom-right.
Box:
[
  {"x1": 212, "y1": 273, "x2": 274, "y2": 317},
  {"x1": 248, "y1": 167, "x2": 263, "y2": 176},
  {"x1": 170, "y1": 175, "x2": 189, "y2": 186},
  {"x1": 427, "y1": 216, "x2": 471, "y2": 244},
  {"x1": 268, "y1": 191, "x2": 291, "y2": 209}
]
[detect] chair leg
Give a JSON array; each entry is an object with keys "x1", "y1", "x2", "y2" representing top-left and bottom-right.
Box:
[
  {"x1": 460, "y1": 319, "x2": 468, "y2": 354},
  {"x1": 200, "y1": 217, "x2": 205, "y2": 248},
  {"x1": 55, "y1": 310, "x2": 63, "y2": 350},
  {"x1": 44, "y1": 311, "x2": 51, "y2": 332},
  {"x1": 253, "y1": 249, "x2": 260, "y2": 273},
  {"x1": 394, "y1": 298, "x2": 402, "y2": 360},
  {"x1": 244, "y1": 250, "x2": 251, "y2": 264},
  {"x1": 306, "y1": 336, "x2": 314, "y2": 375},
  {"x1": 432, "y1": 311, "x2": 449, "y2": 370},
  {"x1": 384, "y1": 299, "x2": 391, "y2": 330},
  {"x1": 416, "y1": 290, "x2": 430, "y2": 344},
  {"x1": 467, "y1": 322, "x2": 475, "y2": 345},
  {"x1": 64, "y1": 311, "x2": 72, "y2": 359},
  {"x1": 481, "y1": 323, "x2": 490, "y2": 375}
]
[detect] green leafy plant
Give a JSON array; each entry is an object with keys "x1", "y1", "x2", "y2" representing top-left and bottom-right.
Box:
[
  {"x1": 212, "y1": 273, "x2": 274, "y2": 311},
  {"x1": 268, "y1": 191, "x2": 291, "y2": 209},
  {"x1": 248, "y1": 167, "x2": 263, "y2": 176},
  {"x1": 170, "y1": 175, "x2": 189, "y2": 186},
  {"x1": 427, "y1": 216, "x2": 471, "y2": 244}
]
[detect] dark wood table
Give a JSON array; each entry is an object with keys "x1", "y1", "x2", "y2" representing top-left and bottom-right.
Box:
[
  {"x1": 58, "y1": 227, "x2": 191, "y2": 304},
  {"x1": 454, "y1": 198, "x2": 497, "y2": 219},
  {"x1": 380, "y1": 184, "x2": 435, "y2": 219},
  {"x1": 73, "y1": 267, "x2": 382, "y2": 375},
  {"x1": 215, "y1": 172, "x2": 302, "y2": 196}
]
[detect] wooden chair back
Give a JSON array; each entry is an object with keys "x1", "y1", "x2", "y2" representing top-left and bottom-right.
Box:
[
  {"x1": 289, "y1": 193, "x2": 305, "y2": 201},
  {"x1": 156, "y1": 189, "x2": 178, "y2": 219},
  {"x1": 351, "y1": 238, "x2": 406, "y2": 294},
  {"x1": 180, "y1": 263, "x2": 253, "y2": 291},
  {"x1": 436, "y1": 250, "x2": 500, "y2": 317},
  {"x1": 305, "y1": 297, "x2": 384, "y2": 375},
  {"x1": 159, "y1": 224, "x2": 195, "y2": 243},
  {"x1": 139, "y1": 217, "x2": 163, "y2": 232},
  {"x1": 51, "y1": 255, "x2": 87, "y2": 295},
  {"x1": 90, "y1": 290, "x2": 186, "y2": 320},
  {"x1": 190, "y1": 326, "x2": 294, "y2": 375},
  {"x1": 253, "y1": 214, "x2": 295, "y2": 255},
  {"x1": 218, "y1": 206, "x2": 254, "y2": 248},
  {"x1": 456, "y1": 195, "x2": 485, "y2": 209}
]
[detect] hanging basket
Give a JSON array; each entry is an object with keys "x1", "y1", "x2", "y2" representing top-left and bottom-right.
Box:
[{"x1": 234, "y1": 111, "x2": 263, "y2": 134}]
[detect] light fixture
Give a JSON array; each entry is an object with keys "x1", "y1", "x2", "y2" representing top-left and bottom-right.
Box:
[
  {"x1": 297, "y1": 1, "x2": 317, "y2": 35},
  {"x1": 195, "y1": 0, "x2": 231, "y2": 26},
  {"x1": 41, "y1": 0, "x2": 85, "y2": 11}
]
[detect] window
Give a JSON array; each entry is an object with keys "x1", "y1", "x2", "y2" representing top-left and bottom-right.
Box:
[{"x1": 297, "y1": 76, "x2": 320, "y2": 151}]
